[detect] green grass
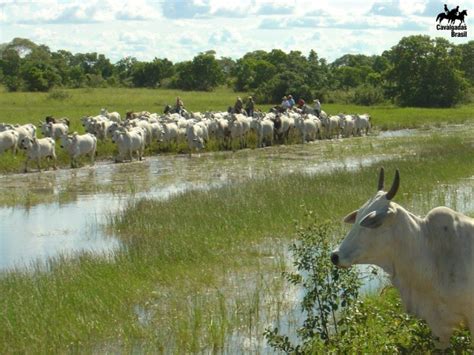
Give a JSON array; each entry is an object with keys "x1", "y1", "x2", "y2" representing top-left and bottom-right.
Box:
[{"x1": 1, "y1": 131, "x2": 474, "y2": 352}]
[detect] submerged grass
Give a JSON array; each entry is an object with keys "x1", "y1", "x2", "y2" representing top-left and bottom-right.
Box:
[{"x1": 1, "y1": 132, "x2": 474, "y2": 352}]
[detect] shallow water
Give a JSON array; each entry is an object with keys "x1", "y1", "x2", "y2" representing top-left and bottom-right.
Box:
[
  {"x1": 0, "y1": 137, "x2": 399, "y2": 270},
  {"x1": 1, "y1": 124, "x2": 473, "y2": 269}
]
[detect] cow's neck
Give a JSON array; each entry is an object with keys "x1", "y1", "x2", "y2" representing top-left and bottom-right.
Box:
[{"x1": 376, "y1": 204, "x2": 427, "y2": 287}]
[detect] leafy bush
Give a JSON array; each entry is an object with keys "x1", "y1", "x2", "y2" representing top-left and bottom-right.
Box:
[
  {"x1": 47, "y1": 89, "x2": 71, "y2": 101},
  {"x1": 353, "y1": 84, "x2": 384, "y2": 106}
]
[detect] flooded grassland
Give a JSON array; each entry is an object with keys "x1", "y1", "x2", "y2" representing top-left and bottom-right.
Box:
[{"x1": 1, "y1": 125, "x2": 474, "y2": 352}]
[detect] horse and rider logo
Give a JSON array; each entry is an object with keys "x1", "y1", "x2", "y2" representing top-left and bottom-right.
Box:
[{"x1": 436, "y1": 4, "x2": 468, "y2": 37}]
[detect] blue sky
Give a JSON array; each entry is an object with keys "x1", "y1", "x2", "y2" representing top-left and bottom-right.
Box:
[{"x1": 0, "y1": 0, "x2": 472, "y2": 63}]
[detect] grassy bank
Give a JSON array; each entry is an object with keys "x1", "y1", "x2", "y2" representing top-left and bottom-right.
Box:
[{"x1": 1, "y1": 131, "x2": 474, "y2": 352}]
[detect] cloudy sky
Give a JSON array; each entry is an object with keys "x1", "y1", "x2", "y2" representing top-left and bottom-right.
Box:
[{"x1": 0, "y1": 0, "x2": 472, "y2": 63}]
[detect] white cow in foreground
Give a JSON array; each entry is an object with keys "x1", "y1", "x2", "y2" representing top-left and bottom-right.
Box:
[
  {"x1": 331, "y1": 168, "x2": 474, "y2": 348},
  {"x1": 20, "y1": 137, "x2": 57, "y2": 172},
  {"x1": 60, "y1": 133, "x2": 97, "y2": 168}
]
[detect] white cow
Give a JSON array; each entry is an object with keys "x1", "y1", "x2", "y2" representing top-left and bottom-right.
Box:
[
  {"x1": 251, "y1": 118, "x2": 274, "y2": 147},
  {"x1": 41, "y1": 122, "x2": 68, "y2": 140},
  {"x1": 341, "y1": 115, "x2": 356, "y2": 138},
  {"x1": 332, "y1": 168, "x2": 474, "y2": 349},
  {"x1": 295, "y1": 116, "x2": 319, "y2": 143},
  {"x1": 20, "y1": 137, "x2": 57, "y2": 172},
  {"x1": 13, "y1": 123, "x2": 36, "y2": 143},
  {"x1": 185, "y1": 123, "x2": 206, "y2": 154},
  {"x1": 60, "y1": 133, "x2": 97, "y2": 168},
  {"x1": 100, "y1": 108, "x2": 122, "y2": 123},
  {"x1": 160, "y1": 122, "x2": 179, "y2": 145},
  {"x1": 355, "y1": 114, "x2": 371, "y2": 136},
  {"x1": 112, "y1": 128, "x2": 145, "y2": 162},
  {"x1": 321, "y1": 115, "x2": 341, "y2": 139},
  {"x1": 0, "y1": 129, "x2": 19, "y2": 155}
]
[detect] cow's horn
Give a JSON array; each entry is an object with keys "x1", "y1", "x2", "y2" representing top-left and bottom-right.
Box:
[
  {"x1": 377, "y1": 167, "x2": 384, "y2": 191},
  {"x1": 386, "y1": 169, "x2": 400, "y2": 200}
]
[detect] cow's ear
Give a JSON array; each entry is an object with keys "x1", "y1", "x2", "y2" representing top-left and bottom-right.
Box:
[
  {"x1": 359, "y1": 211, "x2": 387, "y2": 229},
  {"x1": 343, "y1": 210, "x2": 358, "y2": 224}
]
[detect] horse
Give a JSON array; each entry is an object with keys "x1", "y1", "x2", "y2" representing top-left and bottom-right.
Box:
[
  {"x1": 436, "y1": 6, "x2": 458, "y2": 24},
  {"x1": 449, "y1": 10, "x2": 468, "y2": 25}
]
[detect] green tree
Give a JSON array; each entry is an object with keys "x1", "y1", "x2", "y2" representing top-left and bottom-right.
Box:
[
  {"x1": 458, "y1": 41, "x2": 474, "y2": 85},
  {"x1": 175, "y1": 52, "x2": 224, "y2": 91},
  {"x1": 385, "y1": 35, "x2": 467, "y2": 107}
]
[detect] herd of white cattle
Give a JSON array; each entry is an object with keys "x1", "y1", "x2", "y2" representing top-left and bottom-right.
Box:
[{"x1": 0, "y1": 108, "x2": 371, "y2": 172}]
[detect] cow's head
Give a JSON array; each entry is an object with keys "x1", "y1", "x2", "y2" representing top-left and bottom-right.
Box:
[{"x1": 331, "y1": 168, "x2": 400, "y2": 268}]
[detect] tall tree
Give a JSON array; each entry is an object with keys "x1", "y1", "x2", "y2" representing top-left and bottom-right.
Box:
[{"x1": 385, "y1": 35, "x2": 467, "y2": 107}]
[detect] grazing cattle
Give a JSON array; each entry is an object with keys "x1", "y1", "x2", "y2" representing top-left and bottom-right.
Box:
[
  {"x1": 229, "y1": 114, "x2": 250, "y2": 149},
  {"x1": 41, "y1": 122, "x2": 69, "y2": 140},
  {"x1": 295, "y1": 116, "x2": 318, "y2": 143},
  {"x1": 100, "y1": 108, "x2": 121, "y2": 123},
  {"x1": 271, "y1": 114, "x2": 294, "y2": 143},
  {"x1": 321, "y1": 115, "x2": 340, "y2": 139},
  {"x1": 20, "y1": 137, "x2": 56, "y2": 172},
  {"x1": 160, "y1": 122, "x2": 179, "y2": 145},
  {"x1": 331, "y1": 168, "x2": 474, "y2": 349},
  {"x1": 185, "y1": 123, "x2": 206, "y2": 154},
  {"x1": 340, "y1": 115, "x2": 356, "y2": 138},
  {"x1": 112, "y1": 128, "x2": 145, "y2": 162},
  {"x1": 0, "y1": 129, "x2": 19, "y2": 155},
  {"x1": 251, "y1": 118, "x2": 274, "y2": 147},
  {"x1": 12, "y1": 123, "x2": 36, "y2": 143},
  {"x1": 355, "y1": 114, "x2": 371, "y2": 136},
  {"x1": 60, "y1": 133, "x2": 97, "y2": 168}
]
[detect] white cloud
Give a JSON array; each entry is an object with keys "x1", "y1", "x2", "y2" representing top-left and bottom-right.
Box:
[{"x1": 208, "y1": 29, "x2": 242, "y2": 45}]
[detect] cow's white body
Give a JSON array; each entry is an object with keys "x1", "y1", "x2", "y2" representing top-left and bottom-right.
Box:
[
  {"x1": 0, "y1": 130, "x2": 19, "y2": 155},
  {"x1": 20, "y1": 137, "x2": 57, "y2": 172},
  {"x1": 61, "y1": 133, "x2": 97, "y2": 168},
  {"x1": 332, "y1": 169, "x2": 474, "y2": 348}
]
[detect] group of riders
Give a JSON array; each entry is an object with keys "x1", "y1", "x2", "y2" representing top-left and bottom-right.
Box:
[
  {"x1": 436, "y1": 4, "x2": 468, "y2": 24},
  {"x1": 165, "y1": 95, "x2": 323, "y2": 118}
]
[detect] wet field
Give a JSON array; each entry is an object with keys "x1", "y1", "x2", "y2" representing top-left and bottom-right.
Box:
[
  {"x1": 2, "y1": 124, "x2": 474, "y2": 352},
  {"x1": 1, "y1": 124, "x2": 472, "y2": 270}
]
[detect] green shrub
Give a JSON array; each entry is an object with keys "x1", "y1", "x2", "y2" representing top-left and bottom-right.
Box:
[
  {"x1": 353, "y1": 84, "x2": 384, "y2": 106},
  {"x1": 47, "y1": 89, "x2": 71, "y2": 101}
]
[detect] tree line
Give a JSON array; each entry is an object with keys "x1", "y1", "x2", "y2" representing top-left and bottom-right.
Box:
[{"x1": 0, "y1": 36, "x2": 473, "y2": 107}]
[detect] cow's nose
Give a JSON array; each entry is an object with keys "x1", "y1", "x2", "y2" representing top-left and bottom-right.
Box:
[{"x1": 331, "y1": 252, "x2": 339, "y2": 266}]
